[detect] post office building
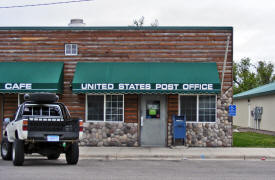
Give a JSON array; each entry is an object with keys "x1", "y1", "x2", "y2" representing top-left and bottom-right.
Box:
[{"x1": 0, "y1": 26, "x2": 233, "y2": 147}]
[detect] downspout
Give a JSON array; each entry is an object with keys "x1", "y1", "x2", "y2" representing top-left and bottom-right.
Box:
[{"x1": 221, "y1": 35, "x2": 230, "y2": 96}]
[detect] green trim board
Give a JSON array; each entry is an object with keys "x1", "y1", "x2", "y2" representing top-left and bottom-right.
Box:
[
  {"x1": 72, "y1": 62, "x2": 221, "y2": 94},
  {"x1": 0, "y1": 62, "x2": 64, "y2": 93},
  {"x1": 0, "y1": 26, "x2": 233, "y2": 31},
  {"x1": 234, "y1": 82, "x2": 275, "y2": 100}
]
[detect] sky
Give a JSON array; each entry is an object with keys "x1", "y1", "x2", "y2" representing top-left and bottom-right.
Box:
[{"x1": 0, "y1": 0, "x2": 275, "y2": 64}]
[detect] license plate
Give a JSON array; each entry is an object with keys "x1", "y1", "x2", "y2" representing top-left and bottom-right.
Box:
[{"x1": 47, "y1": 135, "x2": 59, "y2": 142}]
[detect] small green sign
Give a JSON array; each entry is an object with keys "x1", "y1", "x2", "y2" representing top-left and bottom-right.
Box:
[{"x1": 149, "y1": 109, "x2": 157, "y2": 116}]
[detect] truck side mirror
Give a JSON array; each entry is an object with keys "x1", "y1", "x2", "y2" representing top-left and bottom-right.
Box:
[{"x1": 4, "y1": 118, "x2": 10, "y2": 125}]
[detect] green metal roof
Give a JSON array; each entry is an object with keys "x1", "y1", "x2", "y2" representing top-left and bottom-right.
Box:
[
  {"x1": 234, "y1": 82, "x2": 275, "y2": 99},
  {"x1": 0, "y1": 62, "x2": 64, "y2": 93},
  {"x1": 72, "y1": 62, "x2": 221, "y2": 94},
  {"x1": 0, "y1": 26, "x2": 233, "y2": 31}
]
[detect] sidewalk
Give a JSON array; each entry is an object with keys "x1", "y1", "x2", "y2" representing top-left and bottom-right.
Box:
[{"x1": 79, "y1": 146, "x2": 275, "y2": 160}]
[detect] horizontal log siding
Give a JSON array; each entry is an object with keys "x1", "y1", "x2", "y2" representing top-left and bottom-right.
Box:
[
  {"x1": 0, "y1": 29, "x2": 232, "y2": 121},
  {"x1": 3, "y1": 94, "x2": 18, "y2": 119},
  {"x1": 167, "y1": 95, "x2": 179, "y2": 124},
  {"x1": 124, "y1": 94, "x2": 138, "y2": 123}
]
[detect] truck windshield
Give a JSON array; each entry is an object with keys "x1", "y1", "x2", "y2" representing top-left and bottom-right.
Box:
[{"x1": 22, "y1": 104, "x2": 63, "y2": 117}]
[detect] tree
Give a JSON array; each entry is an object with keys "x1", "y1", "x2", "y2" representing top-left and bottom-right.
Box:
[
  {"x1": 150, "y1": 19, "x2": 159, "y2": 27},
  {"x1": 233, "y1": 58, "x2": 257, "y2": 94},
  {"x1": 133, "y1": 16, "x2": 144, "y2": 27},
  {"x1": 256, "y1": 61, "x2": 275, "y2": 86},
  {"x1": 233, "y1": 58, "x2": 275, "y2": 94},
  {"x1": 132, "y1": 17, "x2": 159, "y2": 27}
]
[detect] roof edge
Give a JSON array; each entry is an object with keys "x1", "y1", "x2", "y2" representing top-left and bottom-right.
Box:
[
  {"x1": 75, "y1": 62, "x2": 218, "y2": 64},
  {"x1": 234, "y1": 90, "x2": 275, "y2": 100},
  {"x1": 0, "y1": 26, "x2": 233, "y2": 31}
]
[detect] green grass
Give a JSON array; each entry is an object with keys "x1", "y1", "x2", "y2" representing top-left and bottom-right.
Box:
[{"x1": 233, "y1": 132, "x2": 275, "y2": 147}]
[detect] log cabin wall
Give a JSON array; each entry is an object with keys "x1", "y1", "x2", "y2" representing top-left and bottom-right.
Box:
[
  {"x1": 0, "y1": 27, "x2": 233, "y2": 124},
  {"x1": 2, "y1": 94, "x2": 18, "y2": 120},
  {"x1": 124, "y1": 94, "x2": 139, "y2": 123},
  {"x1": 167, "y1": 94, "x2": 179, "y2": 124}
]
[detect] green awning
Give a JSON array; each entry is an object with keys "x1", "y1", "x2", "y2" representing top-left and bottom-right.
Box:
[
  {"x1": 72, "y1": 62, "x2": 221, "y2": 94},
  {"x1": 0, "y1": 62, "x2": 64, "y2": 93}
]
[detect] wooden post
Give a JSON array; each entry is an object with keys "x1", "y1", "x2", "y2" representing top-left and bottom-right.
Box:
[{"x1": 221, "y1": 35, "x2": 230, "y2": 95}]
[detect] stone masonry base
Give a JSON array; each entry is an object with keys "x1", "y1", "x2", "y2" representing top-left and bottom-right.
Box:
[
  {"x1": 80, "y1": 122, "x2": 138, "y2": 147},
  {"x1": 81, "y1": 88, "x2": 232, "y2": 147},
  {"x1": 168, "y1": 88, "x2": 233, "y2": 147}
]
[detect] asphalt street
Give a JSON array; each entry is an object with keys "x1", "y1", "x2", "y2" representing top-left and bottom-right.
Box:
[{"x1": 1, "y1": 158, "x2": 275, "y2": 180}]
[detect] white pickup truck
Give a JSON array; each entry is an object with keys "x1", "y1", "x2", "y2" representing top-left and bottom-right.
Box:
[{"x1": 1, "y1": 93, "x2": 83, "y2": 166}]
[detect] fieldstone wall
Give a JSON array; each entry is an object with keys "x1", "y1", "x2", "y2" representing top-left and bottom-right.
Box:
[
  {"x1": 81, "y1": 88, "x2": 232, "y2": 147},
  {"x1": 169, "y1": 88, "x2": 233, "y2": 147},
  {"x1": 185, "y1": 122, "x2": 232, "y2": 147},
  {"x1": 80, "y1": 122, "x2": 139, "y2": 147},
  {"x1": 185, "y1": 88, "x2": 233, "y2": 147}
]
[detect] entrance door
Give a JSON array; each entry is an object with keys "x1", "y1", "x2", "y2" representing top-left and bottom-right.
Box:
[{"x1": 140, "y1": 95, "x2": 167, "y2": 146}]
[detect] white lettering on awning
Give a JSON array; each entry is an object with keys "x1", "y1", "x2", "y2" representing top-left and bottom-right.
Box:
[
  {"x1": 80, "y1": 83, "x2": 215, "y2": 91},
  {"x1": 118, "y1": 83, "x2": 151, "y2": 90},
  {"x1": 4, "y1": 83, "x2": 32, "y2": 90},
  {"x1": 182, "y1": 84, "x2": 214, "y2": 90},
  {"x1": 81, "y1": 83, "x2": 114, "y2": 90}
]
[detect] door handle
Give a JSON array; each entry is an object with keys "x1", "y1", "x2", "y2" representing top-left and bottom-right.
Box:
[{"x1": 141, "y1": 116, "x2": 144, "y2": 127}]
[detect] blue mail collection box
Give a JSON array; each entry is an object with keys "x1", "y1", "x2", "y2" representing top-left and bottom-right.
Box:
[{"x1": 173, "y1": 115, "x2": 186, "y2": 144}]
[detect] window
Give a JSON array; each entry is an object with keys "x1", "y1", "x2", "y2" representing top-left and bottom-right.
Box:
[
  {"x1": 146, "y1": 101, "x2": 160, "y2": 119},
  {"x1": 179, "y1": 95, "x2": 216, "y2": 122},
  {"x1": 199, "y1": 96, "x2": 216, "y2": 122},
  {"x1": 65, "y1": 44, "x2": 78, "y2": 55},
  {"x1": 87, "y1": 95, "x2": 104, "y2": 121},
  {"x1": 87, "y1": 95, "x2": 124, "y2": 122},
  {"x1": 105, "y1": 95, "x2": 123, "y2": 122},
  {"x1": 22, "y1": 105, "x2": 62, "y2": 117},
  {"x1": 50, "y1": 106, "x2": 62, "y2": 116},
  {"x1": 180, "y1": 96, "x2": 197, "y2": 122}
]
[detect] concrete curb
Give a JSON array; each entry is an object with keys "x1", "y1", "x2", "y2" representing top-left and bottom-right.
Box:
[
  {"x1": 78, "y1": 154, "x2": 275, "y2": 161},
  {"x1": 78, "y1": 147, "x2": 275, "y2": 161}
]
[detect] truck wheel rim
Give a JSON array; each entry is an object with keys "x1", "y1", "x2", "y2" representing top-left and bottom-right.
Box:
[{"x1": 1, "y1": 143, "x2": 8, "y2": 156}]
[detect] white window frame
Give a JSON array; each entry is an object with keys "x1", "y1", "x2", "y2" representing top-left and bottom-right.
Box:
[
  {"x1": 85, "y1": 94, "x2": 124, "y2": 123},
  {"x1": 65, "y1": 44, "x2": 78, "y2": 56},
  {"x1": 178, "y1": 94, "x2": 217, "y2": 123}
]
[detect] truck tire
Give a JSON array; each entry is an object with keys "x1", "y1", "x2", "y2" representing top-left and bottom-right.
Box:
[
  {"x1": 12, "y1": 139, "x2": 24, "y2": 166},
  {"x1": 1, "y1": 137, "x2": 12, "y2": 160},
  {"x1": 47, "y1": 153, "x2": 60, "y2": 160},
  {"x1": 65, "y1": 142, "x2": 79, "y2": 165}
]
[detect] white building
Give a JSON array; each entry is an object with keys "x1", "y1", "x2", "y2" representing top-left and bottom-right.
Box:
[{"x1": 234, "y1": 82, "x2": 275, "y2": 131}]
